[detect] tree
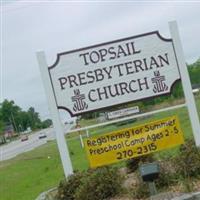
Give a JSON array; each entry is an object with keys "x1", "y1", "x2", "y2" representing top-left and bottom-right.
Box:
[
  {"x1": 0, "y1": 100, "x2": 44, "y2": 132},
  {"x1": 0, "y1": 99, "x2": 21, "y2": 132},
  {"x1": 27, "y1": 107, "x2": 41, "y2": 130},
  {"x1": 41, "y1": 119, "x2": 52, "y2": 128},
  {"x1": 188, "y1": 58, "x2": 200, "y2": 85},
  {"x1": 18, "y1": 111, "x2": 30, "y2": 131},
  {"x1": 0, "y1": 120, "x2": 5, "y2": 136}
]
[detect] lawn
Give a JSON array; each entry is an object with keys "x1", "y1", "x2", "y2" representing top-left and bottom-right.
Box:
[
  {"x1": 0, "y1": 141, "x2": 64, "y2": 200},
  {"x1": 0, "y1": 96, "x2": 199, "y2": 200}
]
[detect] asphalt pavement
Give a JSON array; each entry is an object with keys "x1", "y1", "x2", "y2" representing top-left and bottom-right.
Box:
[{"x1": 0, "y1": 124, "x2": 73, "y2": 161}]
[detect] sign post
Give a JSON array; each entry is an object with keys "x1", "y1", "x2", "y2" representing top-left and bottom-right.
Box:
[
  {"x1": 37, "y1": 51, "x2": 73, "y2": 178},
  {"x1": 169, "y1": 21, "x2": 200, "y2": 146}
]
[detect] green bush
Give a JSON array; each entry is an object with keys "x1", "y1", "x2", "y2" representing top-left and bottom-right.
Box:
[
  {"x1": 56, "y1": 167, "x2": 123, "y2": 200},
  {"x1": 56, "y1": 171, "x2": 85, "y2": 200},
  {"x1": 155, "y1": 160, "x2": 177, "y2": 189},
  {"x1": 131, "y1": 178, "x2": 149, "y2": 199},
  {"x1": 174, "y1": 139, "x2": 200, "y2": 177},
  {"x1": 75, "y1": 167, "x2": 123, "y2": 200}
]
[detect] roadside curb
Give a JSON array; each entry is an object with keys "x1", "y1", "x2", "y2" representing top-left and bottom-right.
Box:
[{"x1": 35, "y1": 187, "x2": 57, "y2": 200}]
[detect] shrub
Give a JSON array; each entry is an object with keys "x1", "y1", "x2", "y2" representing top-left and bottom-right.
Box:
[
  {"x1": 131, "y1": 175, "x2": 149, "y2": 199},
  {"x1": 155, "y1": 160, "x2": 177, "y2": 189},
  {"x1": 56, "y1": 171, "x2": 85, "y2": 200},
  {"x1": 75, "y1": 167, "x2": 123, "y2": 200},
  {"x1": 174, "y1": 139, "x2": 200, "y2": 177}
]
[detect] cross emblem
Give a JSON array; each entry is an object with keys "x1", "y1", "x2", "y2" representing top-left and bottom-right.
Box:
[
  {"x1": 151, "y1": 71, "x2": 168, "y2": 93},
  {"x1": 71, "y1": 89, "x2": 88, "y2": 112}
]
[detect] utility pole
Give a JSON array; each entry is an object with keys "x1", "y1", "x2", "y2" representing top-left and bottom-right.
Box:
[{"x1": 10, "y1": 111, "x2": 18, "y2": 134}]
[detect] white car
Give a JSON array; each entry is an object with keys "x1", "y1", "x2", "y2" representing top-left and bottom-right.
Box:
[{"x1": 38, "y1": 132, "x2": 47, "y2": 139}]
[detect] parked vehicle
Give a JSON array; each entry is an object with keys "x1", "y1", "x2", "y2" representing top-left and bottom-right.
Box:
[
  {"x1": 21, "y1": 135, "x2": 28, "y2": 142},
  {"x1": 38, "y1": 132, "x2": 47, "y2": 139}
]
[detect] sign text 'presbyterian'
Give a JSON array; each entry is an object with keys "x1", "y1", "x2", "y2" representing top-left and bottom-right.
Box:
[{"x1": 49, "y1": 32, "x2": 180, "y2": 116}]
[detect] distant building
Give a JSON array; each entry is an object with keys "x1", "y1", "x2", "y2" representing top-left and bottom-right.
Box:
[{"x1": 4, "y1": 124, "x2": 15, "y2": 138}]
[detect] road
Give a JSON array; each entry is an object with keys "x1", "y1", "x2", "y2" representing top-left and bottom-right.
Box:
[{"x1": 0, "y1": 124, "x2": 73, "y2": 161}]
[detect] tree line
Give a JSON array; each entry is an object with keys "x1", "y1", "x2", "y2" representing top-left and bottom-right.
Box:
[{"x1": 0, "y1": 100, "x2": 52, "y2": 136}]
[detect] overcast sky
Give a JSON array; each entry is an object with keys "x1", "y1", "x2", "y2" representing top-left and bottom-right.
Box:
[{"x1": 1, "y1": 0, "x2": 200, "y2": 121}]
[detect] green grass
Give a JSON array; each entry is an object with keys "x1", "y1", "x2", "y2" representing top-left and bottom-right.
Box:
[
  {"x1": 0, "y1": 96, "x2": 199, "y2": 200},
  {"x1": 0, "y1": 141, "x2": 64, "y2": 200}
]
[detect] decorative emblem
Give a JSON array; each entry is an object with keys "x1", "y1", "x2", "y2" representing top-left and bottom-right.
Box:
[
  {"x1": 71, "y1": 89, "x2": 88, "y2": 112},
  {"x1": 151, "y1": 71, "x2": 168, "y2": 93}
]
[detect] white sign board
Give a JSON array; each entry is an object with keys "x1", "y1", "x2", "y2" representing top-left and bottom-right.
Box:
[
  {"x1": 107, "y1": 106, "x2": 140, "y2": 120},
  {"x1": 48, "y1": 32, "x2": 180, "y2": 116}
]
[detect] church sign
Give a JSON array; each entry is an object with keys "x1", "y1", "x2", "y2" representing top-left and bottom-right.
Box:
[
  {"x1": 48, "y1": 31, "x2": 180, "y2": 116},
  {"x1": 37, "y1": 21, "x2": 200, "y2": 178}
]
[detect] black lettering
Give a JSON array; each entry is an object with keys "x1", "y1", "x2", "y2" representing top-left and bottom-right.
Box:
[
  {"x1": 150, "y1": 143, "x2": 157, "y2": 151},
  {"x1": 107, "y1": 84, "x2": 120, "y2": 97},
  {"x1": 118, "y1": 82, "x2": 129, "y2": 95},
  {"x1": 125, "y1": 42, "x2": 131, "y2": 55},
  {"x1": 88, "y1": 89, "x2": 97, "y2": 102},
  {"x1": 138, "y1": 77, "x2": 149, "y2": 91},
  {"x1": 143, "y1": 58, "x2": 149, "y2": 70},
  {"x1": 125, "y1": 61, "x2": 134, "y2": 75},
  {"x1": 149, "y1": 56, "x2": 160, "y2": 69},
  {"x1": 87, "y1": 140, "x2": 92, "y2": 146},
  {"x1": 116, "y1": 152, "x2": 123, "y2": 160},
  {"x1": 79, "y1": 52, "x2": 89, "y2": 65},
  {"x1": 144, "y1": 125, "x2": 149, "y2": 132},
  {"x1": 165, "y1": 129, "x2": 169, "y2": 136},
  {"x1": 129, "y1": 80, "x2": 137, "y2": 92},
  {"x1": 90, "y1": 50, "x2": 100, "y2": 64},
  {"x1": 94, "y1": 69, "x2": 104, "y2": 82},
  {"x1": 58, "y1": 77, "x2": 67, "y2": 90},
  {"x1": 77, "y1": 72, "x2": 87, "y2": 86},
  {"x1": 130, "y1": 42, "x2": 141, "y2": 54},
  {"x1": 87, "y1": 71, "x2": 95, "y2": 84},
  {"x1": 133, "y1": 59, "x2": 144, "y2": 72},
  {"x1": 103, "y1": 66, "x2": 113, "y2": 79},
  {"x1": 158, "y1": 53, "x2": 169, "y2": 67},
  {"x1": 114, "y1": 64, "x2": 124, "y2": 77},
  {"x1": 97, "y1": 87, "x2": 109, "y2": 100},
  {"x1": 173, "y1": 126, "x2": 179, "y2": 134},
  {"x1": 99, "y1": 48, "x2": 107, "y2": 62},
  {"x1": 137, "y1": 147, "x2": 142, "y2": 154},
  {"x1": 89, "y1": 149, "x2": 94, "y2": 155},
  {"x1": 108, "y1": 46, "x2": 117, "y2": 60},
  {"x1": 117, "y1": 45, "x2": 127, "y2": 58},
  {"x1": 68, "y1": 75, "x2": 78, "y2": 88}
]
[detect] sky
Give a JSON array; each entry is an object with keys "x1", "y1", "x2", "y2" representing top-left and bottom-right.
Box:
[{"x1": 1, "y1": 0, "x2": 200, "y2": 121}]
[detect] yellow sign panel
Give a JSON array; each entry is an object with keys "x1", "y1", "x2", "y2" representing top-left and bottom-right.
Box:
[{"x1": 84, "y1": 116, "x2": 184, "y2": 168}]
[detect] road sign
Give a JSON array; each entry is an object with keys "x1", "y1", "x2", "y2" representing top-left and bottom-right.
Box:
[
  {"x1": 84, "y1": 116, "x2": 184, "y2": 168},
  {"x1": 48, "y1": 32, "x2": 180, "y2": 116}
]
